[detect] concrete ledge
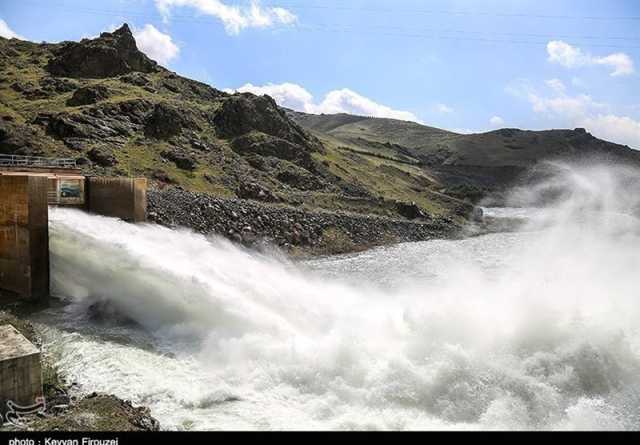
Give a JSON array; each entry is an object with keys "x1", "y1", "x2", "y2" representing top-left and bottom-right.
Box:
[{"x1": 0, "y1": 324, "x2": 43, "y2": 414}]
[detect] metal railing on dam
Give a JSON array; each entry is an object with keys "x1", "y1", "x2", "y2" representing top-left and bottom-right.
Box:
[{"x1": 0, "y1": 154, "x2": 77, "y2": 169}]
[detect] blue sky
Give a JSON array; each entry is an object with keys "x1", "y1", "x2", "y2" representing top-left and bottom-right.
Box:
[{"x1": 1, "y1": 0, "x2": 639, "y2": 147}]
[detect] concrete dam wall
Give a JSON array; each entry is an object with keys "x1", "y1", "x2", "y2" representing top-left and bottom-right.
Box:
[
  {"x1": 86, "y1": 177, "x2": 147, "y2": 223},
  {"x1": 0, "y1": 175, "x2": 50, "y2": 302},
  {"x1": 0, "y1": 159, "x2": 148, "y2": 415},
  {"x1": 0, "y1": 171, "x2": 147, "y2": 302}
]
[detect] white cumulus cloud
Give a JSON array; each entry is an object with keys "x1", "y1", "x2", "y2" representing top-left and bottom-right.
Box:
[
  {"x1": 318, "y1": 89, "x2": 420, "y2": 121},
  {"x1": 507, "y1": 79, "x2": 605, "y2": 120},
  {"x1": 133, "y1": 24, "x2": 180, "y2": 65},
  {"x1": 226, "y1": 82, "x2": 313, "y2": 111},
  {"x1": 154, "y1": 0, "x2": 296, "y2": 35},
  {"x1": 0, "y1": 19, "x2": 25, "y2": 40},
  {"x1": 434, "y1": 103, "x2": 454, "y2": 114},
  {"x1": 508, "y1": 79, "x2": 640, "y2": 148},
  {"x1": 545, "y1": 78, "x2": 566, "y2": 94},
  {"x1": 489, "y1": 116, "x2": 505, "y2": 127},
  {"x1": 531, "y1": 93, "x2": 604, "y2": 119},
  {"x1": 579, "y1": 115, "x2": 640, "y2": 149},
  {"x1": 547, "y1": 40, "x2": 634, "y2": 77},
  {"x1": 226, "y1": 82, "x2": 420, "y2": 122}
]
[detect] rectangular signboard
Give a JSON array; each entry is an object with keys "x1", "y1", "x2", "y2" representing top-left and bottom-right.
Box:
[{"x1": 57, "y1": 178, "x2": 84, "y2": 205}]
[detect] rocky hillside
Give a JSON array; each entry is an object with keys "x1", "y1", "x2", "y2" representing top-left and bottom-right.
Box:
[
  {"x1": 288, "y1": 111, "x2": 640, "y2": 201},
  {"x1": 5, "y1": 24, "x2": 634, "y2": 252},
  {"x1": 0, "y1": 24, "x2": 471, "y2": 230}
]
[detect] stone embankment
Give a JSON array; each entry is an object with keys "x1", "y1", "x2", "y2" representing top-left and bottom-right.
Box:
[{"x1": 148, "y1": 187, "x2": 460, "y2": 256}]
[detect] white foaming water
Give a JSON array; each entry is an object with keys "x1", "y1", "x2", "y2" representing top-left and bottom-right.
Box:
[{"x1": 33, "y1": 163, "x2": 640, "y2": 430}]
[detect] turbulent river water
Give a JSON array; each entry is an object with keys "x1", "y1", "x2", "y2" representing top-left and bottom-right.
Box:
[{"x1": 29, "y1": 164, "x2": 640, "y2": 430}]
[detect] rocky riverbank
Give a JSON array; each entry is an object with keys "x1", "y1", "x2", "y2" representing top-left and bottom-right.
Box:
[
  {"x1": 148, "y1": 187, "x2": 462, "y2": 256},
  {"x1": 0, "y1": 309, "x2": 160, "y2": 432}
]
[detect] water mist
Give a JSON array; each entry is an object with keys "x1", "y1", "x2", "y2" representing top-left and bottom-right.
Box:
[{"x1": 35, "y1": 162, "x2": 640, "y2": 430}]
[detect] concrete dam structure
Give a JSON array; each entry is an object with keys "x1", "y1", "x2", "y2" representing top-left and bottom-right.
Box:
[
  {"x1": 0, "y1": 156, "x2": 147, "y2": 413},
  {"x1": 0, "y1": 155, "x2": 147, "y2": 303},
  {"x1": 0, "y1": 325, "x2": 43, "y2": 418}
]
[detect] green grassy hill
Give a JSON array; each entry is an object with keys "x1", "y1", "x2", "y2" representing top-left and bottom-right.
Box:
[
  {"x1": 287, "y1": 110, "x2": 640, "y2": 200},
  {"x1": 289, "y1": 111, "x2": 457, "y2": 149}
]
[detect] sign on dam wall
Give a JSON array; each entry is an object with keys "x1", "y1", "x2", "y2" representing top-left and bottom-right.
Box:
[{"x1": 0, "y1": 164, "x2": 147, "y2": 302}]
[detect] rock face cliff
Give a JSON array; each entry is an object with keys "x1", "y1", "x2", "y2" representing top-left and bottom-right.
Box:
[
  {"x1": 46, "y1": 24, "x2": 158, "y2": 78},
  {"x1": 0, "y1": 25, "x2": 324, "y2": 194}
]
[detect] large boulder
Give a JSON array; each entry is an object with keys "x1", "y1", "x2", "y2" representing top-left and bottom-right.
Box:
[
  {"x1": 0, "y1": 120, "x2": 43, "y2": 155},
  {"x1": 46, "y1": 24, "x2": 158, "y2": 78},
  {"x1": 67, "y1": 85, "x2": 110, "y2": 106},
  {"x1": 161, "y1": 149, "x2": 197, "y2": 170},
  {"x1": 144, "y1": 102, "x2": 198, "y2": 139},
  {"x1": 32, "y1": 113, "x2": 81, "y2": 139},
  {"x1": 88, "y1": 146, "x2": 117, "y2": 167},
  {"x1": 95, "y1": 99, "x2": 152, "y2": 125},
  {"x1": 213, "y1": 93, "x2": 322, "y2": 150},
  {"x1": 394, "y1": 201, "x2": 426, "y2": 220}
]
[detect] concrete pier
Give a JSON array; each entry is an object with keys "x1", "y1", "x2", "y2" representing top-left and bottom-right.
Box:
[
  {"x1": 0, "y1": 175, "x2": 49, "y2": 301},
  {"x1": 1, "y1": 157, "x2": 148, "y2": 302},
  {"x1": 86, "y1": 177, "x2": 147, "y2": 223},
  {"x1": 0, "y1": 324, "x2": 43, "y2": 415}
]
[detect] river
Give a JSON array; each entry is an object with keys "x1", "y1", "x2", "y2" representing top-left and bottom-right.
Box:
[{"x1": 29, "y1": 164, "x2": 640, "y2": 430}]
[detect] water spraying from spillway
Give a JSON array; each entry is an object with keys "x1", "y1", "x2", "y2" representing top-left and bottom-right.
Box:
[{"x1": 34, "y1": 163, "x2": 640, "y2": 430}]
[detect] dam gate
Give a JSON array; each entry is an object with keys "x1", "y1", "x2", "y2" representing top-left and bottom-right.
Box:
[{"x1": 0, "y1": 155, "x2": 147, "y2": 302}]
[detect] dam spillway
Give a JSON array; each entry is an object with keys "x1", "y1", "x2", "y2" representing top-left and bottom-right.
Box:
[{"x1": 0, "y1": 155, "x2": 147, "y2": 302}]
